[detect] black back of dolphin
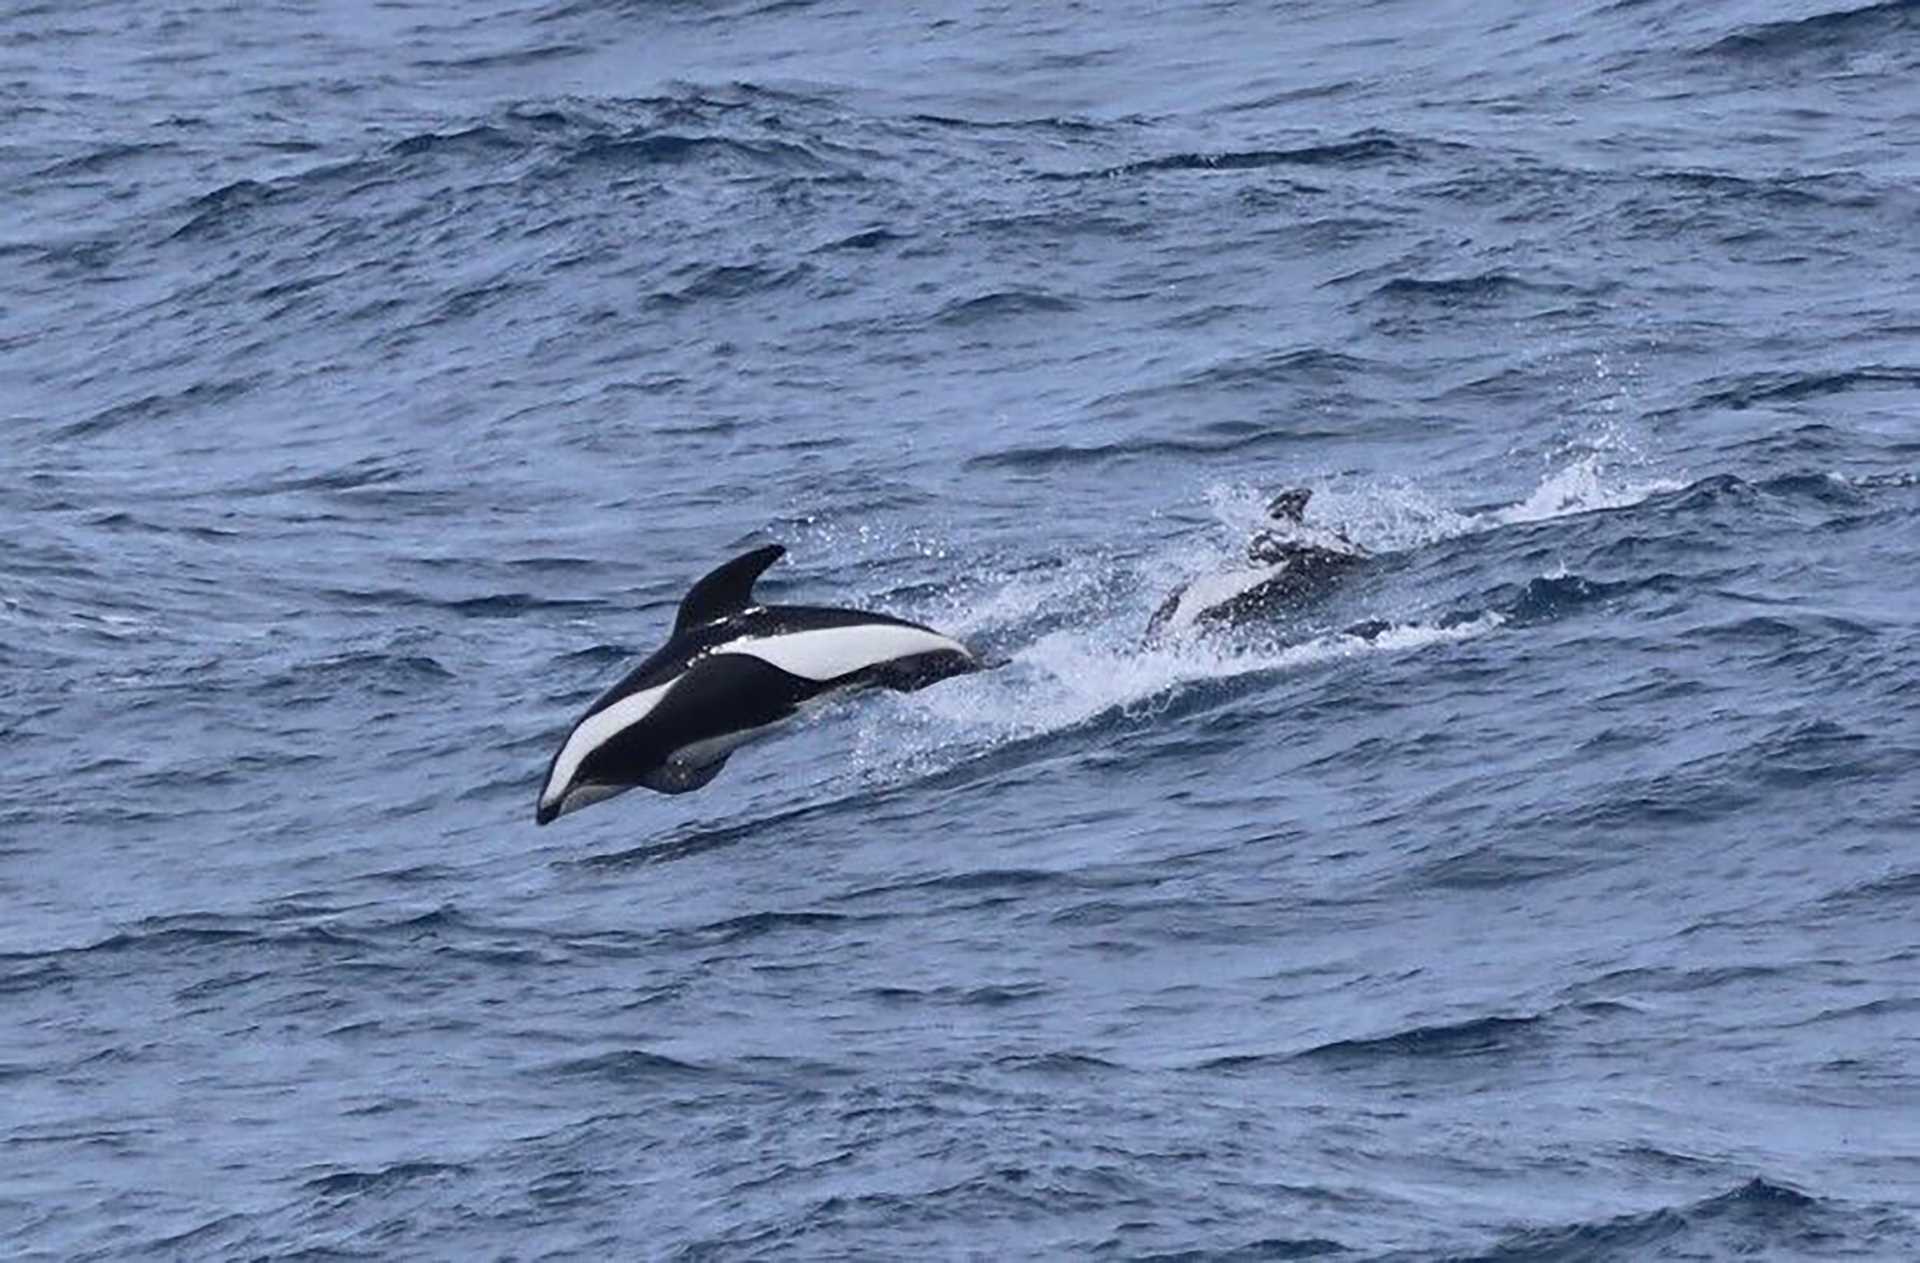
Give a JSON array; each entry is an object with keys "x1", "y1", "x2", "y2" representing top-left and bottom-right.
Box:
[{"x1": 536, "y1": 544, "x2": 980, "y2": 824}]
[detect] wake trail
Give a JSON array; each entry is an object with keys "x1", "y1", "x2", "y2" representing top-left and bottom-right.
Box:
[{"x1": 572, "y1": 449, "x2": 1688, "y2": 859}]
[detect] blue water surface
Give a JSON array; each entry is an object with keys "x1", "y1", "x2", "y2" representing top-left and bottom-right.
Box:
[{"x1": 4, "y1": 1, "x2": 1919, "y2": 1257}]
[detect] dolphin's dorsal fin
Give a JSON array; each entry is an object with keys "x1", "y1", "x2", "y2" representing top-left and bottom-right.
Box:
[
  {"x1": 675, "y1": 544, "x2": 784, "y2": 635},
  {"x1": 1267, "y1": 488, "x2": 1312, "y2": 523}
]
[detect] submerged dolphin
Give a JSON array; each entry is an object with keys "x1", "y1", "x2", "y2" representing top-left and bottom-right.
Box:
[
  {"x1": 1145, "y1": 488, "x2": 1370, "y2": 642},
  {"x1": 536, "y1": 544, "x2": 979, "y2": 824}
]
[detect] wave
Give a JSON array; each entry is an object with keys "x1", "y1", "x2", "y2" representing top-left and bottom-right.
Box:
[
  {"x1": 1658, "y1": 364, "x2": 1920, "y2": 416},
  {"x1": 1646, "y1": 167, "x2": 1851, "y2": 208},
  {"x1": 844, "y1": 867, "x2": 1071, "y2": 900},
  {"x1": 1363, "y1": 271, "x2": 1558, "y2": 306},
  {"x1": 648, "y1": 261, "x2": 814, "y2": 306},
  {"x1": 991, "y1": 1050, "x2": 1123, "y2": 1073},
  {"x1": 1190, "y1": 994, "x2": 1643, "y2": 1073},
  {"x1": 1464, "y1": 1177, "x2": 1830, "y2": 1262},
  {"x1": 909, "y1": 111, "x2": 1109, "y2": 136},
  {"x1": 563, "y1": 780, "x2": 878, "y2": 869},
  {"x1": 1700, "y1": 2, "x2": 1919, "y2": 63},
  {"x1": 666, "y1": 908, "x2": 857, "y2": 949},
  {"x1": 168, "y1": 178, "x2": 280, "y2": 240},
  {"x1": 0, "y1": 901, "x2": 609, "y2": 973},
  {"x1": 1092, "y1": 347, "x2": 1377, "y2": 412},
  {"x1": 3, "y1": 918, "x2": 364, "y2": 967},
  {"x1": 932, "y1": 290, "x2": 1079, "y2": 326},
  {"x1": 383, "y1": 123, "x2": 524, "y2": 161},
  {"x1": 542, "y1": 1048, "x2": 713, "y2": 1082},
  {"x1": 56, "y1": 375, "x2": 264, "y2": 441},
  {"x1": 32, "y1": 141, "x2": 181, "y2": 178},
  {"x1": 272, "y1": 651, "x2": 455, "y2": 690},
  {"x1": 1816, "y1": 867, "x2": 1920, "y2": 910},
  {"x1": 0, "y1": 959, "x2": 69, "y2": 997},
  {"x1": 1046, "y1": 132, "x2": 1414, "y2": 181},
  {"x1": 1484, "y1": 572, "x2": 1670, "y2": 627},
  {"x1": 966, "y1": 430, "x2": 1309, "y2": 472},
  {"x1": 566, "y1": 129, "x2": 831, "y2": 174},
  {"x1": 311, "y1": 587, "x2": 601, "y2": 619},
  {"x1": 302, "y1": 1160, "x2": 469, "y2": 1198},
  {"x1": 816, "y1": 226, "x2": 906, "y2": 251},
  {"x1": 1297, "y1": 1013, "x2": 1543, "y2": 1062},
  {"x1": 154, "y1": 87, "x2": 858, "y2": 243},
  {"x1": 411, "y1": 42, "x2": 589, "y2": 71}
]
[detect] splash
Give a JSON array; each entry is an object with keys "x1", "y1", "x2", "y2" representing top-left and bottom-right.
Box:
[
  {"x1": 823, "y1": 446, "x2": 1679, "y2": 792},
  {"x1": 1205, "y1": 442, "x2": 1685, "y2": 553},
  {"x1": 790, "y1": 444, "x2": 1672, "y2": 795},
  {"x1": 1278, "y1": 477, "x2": 1476, "y2": 551},
  {"x1": 847, "y1": 579, "x2": 1505, "y2": 792},
  {"x1": 1483, "y1": 451, "x2": 1684, "y2": 527}
]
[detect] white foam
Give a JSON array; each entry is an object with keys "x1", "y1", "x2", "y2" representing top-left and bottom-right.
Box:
[
  {"x1": 796, "y1": 441, "x2": 1674, "y2": 795},
  {"x1": 848, "y1": 606, "x2": 1506, "y2": 790},
  {"x1": 1195, "y1": 432, "x2": 1683, "y2": 552},
  {"x1": 1483, "y1": 452, "x2": 1683, "y2": 527},
  {"x1": 828, "y1": 456, "x2": 1677, "y2": 790}
]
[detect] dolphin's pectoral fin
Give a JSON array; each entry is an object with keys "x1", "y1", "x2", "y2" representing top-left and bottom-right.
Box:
[
  {"x1": 639, "y1": 753, "x2": 732, "y2": 794},
  {"x1": 675, "y1": 544, "x2": 786, "y2": 634}
]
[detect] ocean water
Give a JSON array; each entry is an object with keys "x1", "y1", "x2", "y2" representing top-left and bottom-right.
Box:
[{"x1": 5, "y1": 0, "x2": 1919, "y2": 1257}]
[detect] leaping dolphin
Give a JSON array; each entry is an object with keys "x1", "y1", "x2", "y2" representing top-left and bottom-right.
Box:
[{"x1": 536, "y1": 544, "x2": 979, "y2": 824}]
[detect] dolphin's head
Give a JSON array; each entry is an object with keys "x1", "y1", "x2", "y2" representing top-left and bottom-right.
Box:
[
  {"x1": 1267, "y1": 487, "x2": 1312, "y2": 524},
  {"x1": 535, "y1": 684, "x2": 670, "y2": 826},
  {"x1": 1249, "y1": 485, "x2": 1370, "y2": 564},
  {"x1": 536, "y1": 730, "x2": 640, "y2": 824}
]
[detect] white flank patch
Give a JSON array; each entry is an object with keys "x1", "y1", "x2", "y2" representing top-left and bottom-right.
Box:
[
  {"x1": 540, "y1": 680, "x2": 673, "y2": 809},
  {"x1": 718, "y1": 624, "x2": 968, "y2": 682},
  {"x1": 1162, "y1": 563, "x2": 1288, "y2": 634}
]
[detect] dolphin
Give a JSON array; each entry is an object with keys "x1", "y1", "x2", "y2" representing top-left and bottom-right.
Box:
[
  {"x1": 1145, "y1": 488, "x2": 1370, "y2": 642},
  {"x1": 536, "y1": 544, "x2": 979, "y2": 824}
]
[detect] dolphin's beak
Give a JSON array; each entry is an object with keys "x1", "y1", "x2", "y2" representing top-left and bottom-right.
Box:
[{"x1": 534, "y1": 780, "x2": 631, "y2": 825}]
